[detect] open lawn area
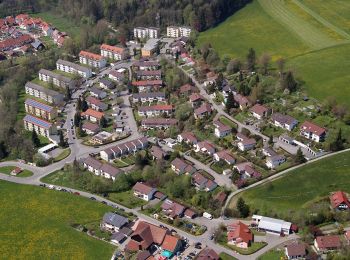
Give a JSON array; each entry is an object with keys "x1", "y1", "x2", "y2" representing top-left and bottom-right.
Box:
[
  {"x1": 108, "y1": 190, "x2": 147, "y2": 209},
  {"x1": 219, "y1": 252, "x2": 237, "y2": 260},
  {"x1": 53, "y1": 148, "x2": 71, "y2": 162},
  {"x1": 230, "y1": 151, "x2": 350, "y2": 218},
  {"x1": 0, "y1": 180, "x2": 115, "y2": 259},
  {"x1": 257, "y1": 248, "x2": 285, "y2": 260},
  {"x1": 0, "y1": 166, "x2": 33, "y2": 177}
]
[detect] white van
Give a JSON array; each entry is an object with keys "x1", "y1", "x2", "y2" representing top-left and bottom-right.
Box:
[{"x1": 203, "y1": 212, "x2": 213, "y2": 220}]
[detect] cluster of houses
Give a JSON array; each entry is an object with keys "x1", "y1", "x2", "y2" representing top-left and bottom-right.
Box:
[{"x1": 82, "y1": 156, "x2": 123, "y2": 181}]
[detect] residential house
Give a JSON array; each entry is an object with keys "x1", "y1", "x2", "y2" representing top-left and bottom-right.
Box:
[
  {"x1": 90, "y1": 87, "x2": 107, "y2": 99},
  {"x1": 213, "y1": 120, "x2": 232, "y2": 138},
  {"x1": 132, "y1": 92, "x2": 166, "y2": 104},
  {"x1": 266, "y1": 154, "x2": 286, "y2": 169},
  {"x1": 150, "y1": 146, "x2": 166, "y2": 160},
  {"x1": 194, "y1": 103, "x2": 212, "y2": 119},
  {"x1": 314, "y1": 235, "x2": 341, "y2": 253},
  {"x1": 25, "y1": 82, "x2": 64, "y2": 105},
  {"x1": 90, "y1": 131, "x2": 113, "y2": 145},
  {"x1": 234, "y1": 94, "x2": 251, "y2": 110},
  {"x1": 330, "y1": 191, "x2": 350, "y2": 210},
  {"x1": 285, "y1": 243, "x2": 306, "y2": 260},
  {"x1": 108, "y1": 70, "x2": 125, "y2": 82},
  {"x1": 234, "y1": 162, "x2": 262, "y2": 179},
  {"x1": 161, "y1": 235, "x2": 182, "y2": 257},
  {"x1": 133, "y1": 27, "x2": 160, "y2": 39},
  {"x1": 214, "y1": 150, "x2": 236, "y2": 165},
  {"x1": 101, "y1": 212, "x2": 128, "y2": 232},
  {"x1": 184, "y1": 208, "x2": 197, "y2": 219},
  {"x1": 133, "y1": 60, "x2": 160, "y2": 71},
  {"x1": 56, "y1": 59, "x2": 92, "y2": 79},
  {"x1": 132, "y1": 80, "x2": 163, "y2": 92},
  {"x1": 100, "y1": 163, "x2": 123, "y2": 180},
  {"x1": 79, "y1": 50, "x2": 107, "y2": 69},
  {"x1": 132, "y1": 182, "x2": 157, "y2": 201},
  {"x1": 250, "y1": 104, "x2": 270, "y2": 120},
  {"x1": 171, "y1": 158, "x2": 196, "y2": 175},
  {"x1": 100, "y1": 44, "x2": 129, "y2": 61},
  {"x1": 136, "y1": 70, "x2": 161, "y2": 80},
  {"x1": 300, "y1": 121, "x2": 326, "y2": 142},
  {"x1": 141, "y1": 118, "x2": 178, "y2": 130},
  {"x1": 23, "y1": 114, "x2": 57, "y2": 137},
  {"x1": 161, "y1": 199, "x2": 185, "y2": 219},
  {"x1": 100, "y1": 137, "x2": 148, "y2": 161},
  {"x1": 179, "y1": 84, "x2": 197, "y2": 96},
  {"x1": 82, "y1": 156, "x2": 103, "y2": 175},
  {"x1": 25, "y1": 98, "x2": 57, "y2": 121},
  {"x1": 222, "y1": 85, "x2": 236, "y2": 102},
  {"x1": 194, "y1": 141, "x2": 216, "y2": 156},
  {"x1": 192, "y1": 172, "x2": 218, "y2": 192},
  {"x1": 237, "y1": 133, "x2": 256, "y2": 151},
  {"x1": 271, "y1": 113, "x2": 298, "y2": 131},
  {"x1": 39, "y1": 69, "x2": 75, "y2": 89},
  {"x1": 227, "y1": 222, "x2": 253, "y2": 248},
  {"x1": 189, "y1": 93, "x2": 204, "y2": 108},
  {"x1": 0, "y1": 34, "x2": 33, "y2": 52},
  {"x1": 86, "y1": 96, "x2": 108, "y2": 111},
  {"x1": 99, "y1": 78, "x2": 116, "y2": 90},
  {"x1": 81, "y1": 109, "x2": 104, "y2": 123},
  {"x1": 82, "y1": 122, "x2": 100, "y2": 135},
  {"x1": 262, "y1": 147, "x2": 278, "y2": 157},
  {"x1": 197, "y1": 248, "x2": 219, "y2": 260},
  {"x1": 177, "y1": 132, "x2": 198, "y2": 145},
  {"x1": 138, "y1": 104, "x2": 173, "y2": 117},
  {"x1": 166, "y1": 26, "x2": 192, "y2": 38}
]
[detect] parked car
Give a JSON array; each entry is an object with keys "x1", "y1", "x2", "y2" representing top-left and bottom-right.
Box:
[
  {"x1": 101, "y1": 201, "x2": 107, "y2": 205},
  {"x1": 39, "y1": 184, "x2": 46, "y2": 187},
  {"x1": 73, "y1": 192, "x2": 80, "y2": 195},
  {"x1": 90, "y1": 197, "x2": 96, "y2": 200}
]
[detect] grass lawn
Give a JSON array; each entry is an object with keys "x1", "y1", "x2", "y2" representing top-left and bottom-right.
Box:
[
  {"x1": 108, "y1": 190, "x2": 147, "y2": 209},
  {"x1": 257, "y1": 248, "x2": 285, "y2": 260},
  {"x1": 231, "y1": 151, "x2": 350, "y2": 217},
  {"x1": 221, "y1": 240, "x2": 267, "y2": 255},
  {"x1": 53, "y1": 148, "x2": 71, "y2": 162},
  {"x1": 0, "y1": 180, "x2": 115, "y2": 259},
  {"x1": 41, "y1": 168, "x2": 77, "y2": 189},
  {"x1": 219, "y1": 116, "x2": 238, "y2": 129},
  {"x1": 16, "y1": 89, "x2": 26, "y2": 120},
  {"x1": 219, "y1": 252, "x2": 238, "y2": 260},
  {"x1": 0, "y1": 166, "x2": 33, "y2": 177},
  {"x1": 32, "y1": 12, "x2": 81, "y2": 39}
]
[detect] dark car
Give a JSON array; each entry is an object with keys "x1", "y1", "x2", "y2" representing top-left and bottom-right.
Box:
[
  {"x1": 194, "y1": 245, "x2": 201, "y2": 249},
  {"x1": 73, "y1": 192, "x2": 80, "y2": 195},
  {"x1": 90, "y1": 197, "x2": 96, "y2": 200},
  {"x1": 39, "y1": 184, "x2": 46, "y2": 187},
  {"x1": 101, "y1": 201, "x2": 107, "y2": 205},
  {"x1": 61, "y1": 189, "x2": 68, "y2": 192},
  {"x1": 189, "y1": 253, "x2": 196, "y2": 257}
]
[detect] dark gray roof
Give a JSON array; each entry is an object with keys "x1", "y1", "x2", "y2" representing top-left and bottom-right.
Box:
[
  {"x1": 25, "y1": 82, "x2": 63, "y2": 97},
  {"x1": 39, "y1": 69, "x2": 72, "y2": 83},
  {"x1": 31, "y1": 39, "x2": 44, "y2": 49},
  {"x1": 57, "y1": 59, "x2": 92, "y2": 73},
  {"x1": 100, "y1": 78, "x2": 116, "y2": 88},
  {"x1": 102, "y1": 212, "x2": 128, "y2": 228},
  {"x1": 111, "y1": 232, "x2": 126, "y2": 243},
  {"x1": 90, "y1": 87, "x2": 106, "y2": 96},
  {"x1": 132, "y1": 92, "x2": 165, "y2": 99}
]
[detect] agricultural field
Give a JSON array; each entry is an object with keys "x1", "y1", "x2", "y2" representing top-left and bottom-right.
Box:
[
  {"x1": 229, "y1": 151, "x2": 350, "y2": 217},
  {"x1": 0, "y1": 181, "x2": 115, "y2": 259},
  {"x1": 198, "y1": 0, "x2": 350, "y2": 106}
]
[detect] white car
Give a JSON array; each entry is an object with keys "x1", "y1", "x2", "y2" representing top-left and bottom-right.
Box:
[
  {"x1": 56, "y1": 187, "x2": 62, "y2": 191},
  {"x1": 48, "y1": 185, "x2": 54, "y2": 190}
]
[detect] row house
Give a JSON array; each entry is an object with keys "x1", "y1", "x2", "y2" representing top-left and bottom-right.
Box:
[
  {"x1": 56, "y1": 59, "x2": 92, "y2": 79},
  {"x1": 192, "y1": 172, "x2": 218, "y2": 192},
  {"x1": 132, "y1": 92, "x2": 166, "y2": 103},
  {"x1": 133, "y1": 27, "x2": 159, "y2": 39},
  {"x1": 0, "y1": 34, "x2": 33, "y2": 52},
  {"x1": 133, "y1": 60, "x2": 160, "y2": 71},
  {"x1": 250, "y1": 104, "x2": 271, "y2": 120},
  {"x1": 38, "y1": 69, "x2": 75, "y2": 89},
  {"x1": 100, "y1": 44, "x2": 129, "y2": 61},
  {"x1": 131, "y1": 80, "x2": 163, "y2": 92},
  {"x1": 138, "y1": 104, "x2": 173, "y2": 117},
  {"x1": 300, "y1": 121, "x2": 326, "y2": 142},
  {"x1": 213, "y1": 150, "x2": 236, "y2": 165},
  {"x1": 24, "y1": 98, "x2": 57, "y2": 121},
  {"x1": 141, "y1": 118, "x2": 178, "y2": 130},
  {"x1": 213, "y1": 120, "x2": 232, "y2": 138},
  {"x1": 82, "y1": 156, "x2": 122, "y2": 181},
  {"x1": 81, "y1": 108, "x2": 104, "y2": 123},
  {"x1": 86, "y1": 96, "x2": 108, "y2": 111},
  {"x1": 271, "y1": 113, "x2": 298, "y2": 131},
  {"x1": 132, "y1": 182, "x2": 157, "y2": 201},
  {"x1": 237, "y1": 133, "x2": 256, "y2": 151},
  {"x1": 177, "y1": 132, "x2": 198, "y2": 145},
  {"x1": 171, "y1": 158, "x2": 196, "y2": 175},
  {"x1": 23, "y1": 114, "x2": 57, "y2": 138},
  {"x1": 194, "y1": 103, "x2": 212, "y2": 119},
  {"x1": 99, "y1": 137, "x2": 148, "y2": 161},
  {"x1": 135, "y1": 70, "x2": 162, "y2": 80},
  {"x1": 194, "y1": 141, "x2": 216, "y2": 156},
  {"x1": 234, "y1": 162, "x2": 262, "y2": 179},
  {"x1": 79, "y1": 50, "x2": 107, "y2": 69},
  {"x1": 90, "y1": 87, "x2": 107, "y2": 99},
  {"x1": 108, "y1": 70, "x2": 125, "y2": 82},
  {"x1": 166, "y1": 26, "x2": 192, "y2": 38},
  {"x1": 25, "y1": 82, "x2": 64, "y2": 105}
]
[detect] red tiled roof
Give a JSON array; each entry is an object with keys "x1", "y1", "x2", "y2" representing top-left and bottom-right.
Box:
[
  {"x1": 316, "y1": 235, "x2": 341, "y2": 250},
  {"x1": 100, "y1": 44, "x2": 125, "y2": 54},
  {"x1": 197, "y1": 248, "x2": 219, "y2": 260},
  {"x1": 139, "y1": 104, "x2": 173, "y2": 112},
  {"x1": 133, "y1": 182, "x2": 154, "y2": 194},
  {"x1": 300, "y1": 121, "x2": 326, "y2": 136},
  {"x1": 0, "y1": 34, "x2": 33, "y2": 50},
  {"x1": 194, "y1": 103, "x2": 212, "y2": 115},
  {"x1": 180, "y1": 83, "x2": 197, "y2": 93},
  {"x1": 81, "y1": 108, "x2": 104, "y2": 120},
  {"x1": 79, "y1": 50, "x2": 103, "y2": 61},
  {"x1": 161, "y1": 235, "x2": 179, "y2": 252},
  {"x1": 250, "y1": 104, "x2": 269, "y2": 116},
  {"x1": 330, "y1": 191, "x2": 350, "y2": 209},
  {"x1": 132, "y1": 80, "x2": 163, "y2": 86},
  {"x1": 227, "y1": 221, "x2": 253, "y2": 244},
  {"x1": 189, "y1": 93, "x2": 204, "y2": 102},
  {"x1": 286, "y1": 243, "x2": 306, "y2": 257}
]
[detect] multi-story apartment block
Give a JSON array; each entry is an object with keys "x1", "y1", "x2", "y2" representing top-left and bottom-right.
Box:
[
  {"x1": 100, "y1": 44, "x2": 129, "y2": 61},
  {"x1": 166, "y1": 26, "x2": 192, "y2": 38},
  {"x1": 79, "y1": 50, "x2": 107, "y2": 69},
  {"x1": 56, "y1": 59, "x2": 92, "y2": 79},
  {"x1": 38, "y1": 69, "x2": 75, "y2": 89},
  {"x1": 133, "y1": 27, "x2": 160, "y2": 39},
  {"x1": 23, "y1": 114, "x2": 57, "y2": 137},
  {"x1": 25, "y1": 82, "x2": 64, "y2": 105},
  {"x1": 25, "y1": 98, "x2": 57, "y2": 121}
]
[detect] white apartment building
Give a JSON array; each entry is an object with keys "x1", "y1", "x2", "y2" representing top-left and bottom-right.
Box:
[
  {"x1": 134, "y1": 27, "x2": 160, "y2": 39},
  {"x1": 100, "y1": 44, "x2": 129, "y2": 61},
  {"x1": 79, "y1": 50, "x2": 107, "y2": 69},
  {"x1": 56, "y1": 59, "x2": 92, "y2": 79},
  {"x1": 167, "y1": 26, "x2": 192, "y2": 38}
]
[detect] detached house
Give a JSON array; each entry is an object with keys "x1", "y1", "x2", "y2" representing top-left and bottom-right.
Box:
[
  {"x1": 234, "y1": 162, "x2": 262, "y2": 179},
  {"x1": 132, "y1": 182, "x2": 157, "y2": 201},
  {"x1": 214, "y1": 150, "x2": 236, "y2": 165},
  {"x1": 192, "y1": 172, "x2": 217, "y2": 192},
  {"x1": 171, "y1": 158, "x2": 196, "y2": 175},
  {"x1": 99, "y1": 78, "x2": 116, "y2": 90},
  {"x1": 189, "y1": 93, "x2": 204, "y2": 108},
  {"x1": 179, "y1": 84, "x2": 198, "y2": 96},
  {"x1": 285, "y1": 243, "x2": 306, "y2": 260},
  {"x1": 194, "y1": 141, "x2": 216, "y2": 156},
  {"x1": 161, "y1": 199, "x2": 185, "y2": 219},
  {"x1": 213, "y1": 121, "x2": 232, "y2": 138},
  {"x1": 300, "y1": 121, "x2": 326, "y2": 142},
  {"x1": 101, "y1": 212, "x2": 128, "y2": 232},
  {"x1": 177, "y1": 132, "x2": 198, "y2": 145},
  {"x1": 150, "y1": 146, "x2": 166, "y2": 160},
  {"x1": 81, "y1": 109, "x2": 104, "y2": 123},
  {"x1": 90, "y1": 87, "x2": 107, "y2": 99},
  {"x1": 330, "y1": 191, "x2": 350, "y2": 210},
  {"x1": 250, "y1": 104, "x2": 270, "y2": 120},
  {"x1": 271, "y1": 113, "x2": 298, "y2": 131},
  {"x1": 234, "y1": 94, "x2": 251, "y2": 110},
  {"x1": 82, "y1": 122, "x2": 100, "y2": 135},
  {"x1": 108, "y1": 70, "x2": 125, "y2": 82},
  {"x1": 194, "y1": 103, "x2": 212, "y2": 119},
  {"x1": 266, "y1": 154, "x2": 286, "y2": 169},
  {"x1": 79, "y1": 50, "x2": 106, "y2": 69},
  {"x1": 227, "y1": 222, "x2": 253, "y2": 248},
  {"x1": 314, "y1": 235, "x2": 341, "y2": 253},
  {"x1": 86, "y1": 96, "x2": 108, "y2": 111},
  {"x1": 237, "y1": 133, "x2": 256, "y2": 151}
]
